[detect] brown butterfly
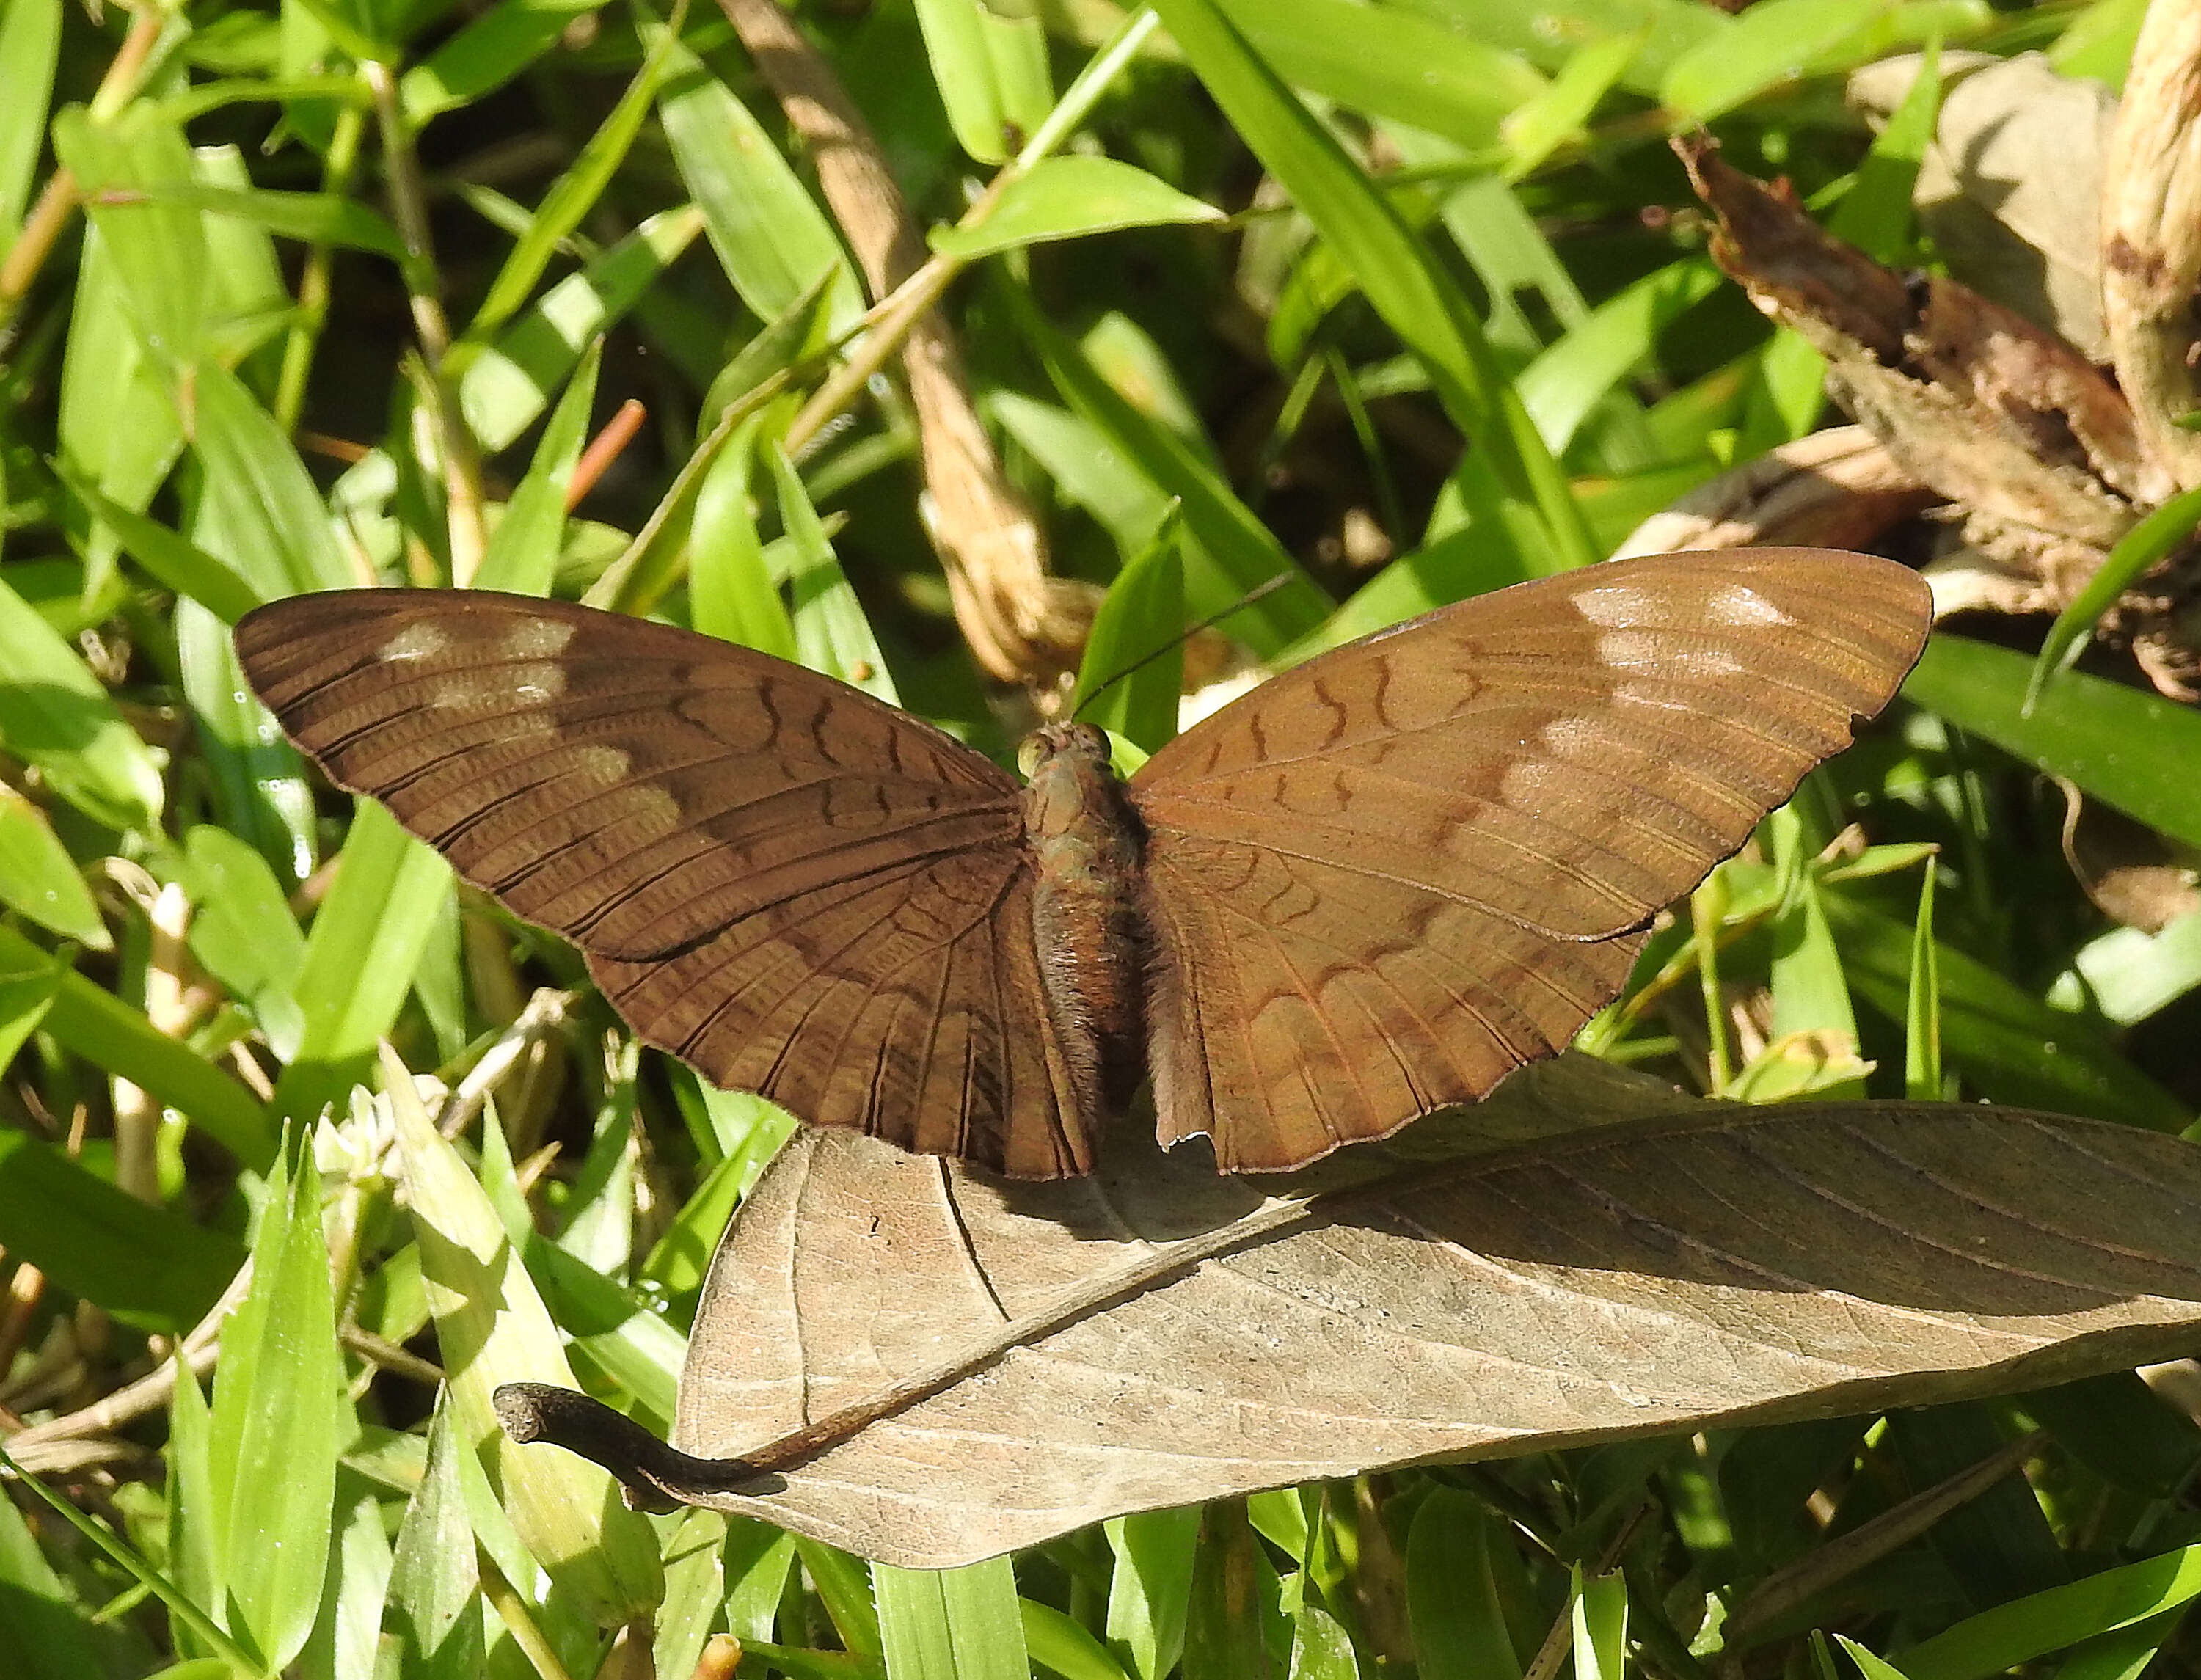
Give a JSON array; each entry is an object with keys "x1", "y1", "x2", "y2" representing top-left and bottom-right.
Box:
[{"x1": 234, "y1": 547, "x2": 1930, "y2": 1178}]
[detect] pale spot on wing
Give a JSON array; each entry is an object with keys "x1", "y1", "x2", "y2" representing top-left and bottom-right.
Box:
[
  {"x1": 1497, "y1": 754, "x2": 1561, "y2": 811},
  {"x1": 1572, "y1": 585, "x2": 1655, "y2": 627},
  {"x1": 572, "y1": 743, "x2": 634, "y2": 784},
  {"x1": 429, "y1": 665, "x2": 561, "y2": 723},
  {"x1": 1704, "y1": 583, "x2": 1792, "y2": 629},
  {"x1": 378, "y1": 622, "x2": 453, "y2": 662},
  {"x1": 501, "y1": 618, "x2": 579, "y2": 659},
  {"x1": 1596, "y1": 631, "x2": 1744, "y2": 679},
  {"x1": 1537, "y1": 715, "x2": 1607, "y2": 758},
  {"x1": 506, "y1": 660, "x2": 567, "y2": 703}
]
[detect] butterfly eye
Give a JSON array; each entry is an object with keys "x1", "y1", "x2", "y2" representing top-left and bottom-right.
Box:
[{"x1": 1015, "y1": 736, "x2": 1046, "y2": 781}]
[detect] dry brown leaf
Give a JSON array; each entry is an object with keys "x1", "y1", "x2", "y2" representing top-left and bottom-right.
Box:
[
  {"x1": 1849, "y1": 52, "x2": 2118, "y2": 361},
  {"x1": 1677, "y1": 136, "x2": 2151, "y2": 552},
  {"x1": 2103, "y1": 3, "x2": 2201, "y2": 492},
  {"x1": 503, "y1": 1056, "x2": 2201, "y2": 1566},
  {"x1": 1613, "y1": 424, "x2": 1933, "y2": 559}
]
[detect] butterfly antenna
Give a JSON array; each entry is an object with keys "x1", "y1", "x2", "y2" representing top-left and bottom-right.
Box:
[{"x1": 1074, "y1": 572, "x2": 1299, "y2": 723}]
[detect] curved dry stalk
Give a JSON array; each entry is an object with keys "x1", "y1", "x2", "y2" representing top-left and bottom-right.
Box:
[
  {"x1": 711, "y1": 0, "x2": 1090, "y2": 684},
  {"x1": 2103, "y1": 1, "x2": 2201, "y2": 491}
]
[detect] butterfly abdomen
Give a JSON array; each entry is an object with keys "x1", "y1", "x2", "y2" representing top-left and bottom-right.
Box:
[{"x1": 1021, "y1": 723, "x2": 1152, "y2": 1128}]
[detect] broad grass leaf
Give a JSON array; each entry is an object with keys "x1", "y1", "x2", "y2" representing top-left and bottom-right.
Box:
[
  {"x1": 2055, "y1": 910, "x2": 2201, "y2": 1028},
  {"x1": 1074, "y1": 516, "x2": 1185, "y2": 756},
  {"x1": 654, "y1": 1507, "x2": 728, "y2": 1680},
  {"x1": 0, "y1": 0, "x2": 57, "y2": 238},
  {"x1": 690, "y1": 414, "x2": 800, "y2": 662},
  {"x1": 657, "y1": 41, "x2": 863, "y2": 329},
  {"x1": 382, "y1": 1400, "x2": 486, "y2": 1680},
  {"x1": 931, "y1": 158, "x2": 1222, "y2": 260},
  {"x1": 1021, "y1": 1599, "x2": 1132, "y2": 1680},
  {"x1": 1405, "y1": 1490, "x2": 1522, "y2": 1680},
  {"x1": 178, "y1": 825, "x2": 310, "y2": 1062},
  {"x1": 1213, "y1": 0, "x2": 1546, "y2": 151},
  {"x1": 0, "y1": 1127, "x2": 243, "y2": 1332},
  {"x1": 1514, "y1": 260, "x2": 1721, "y2": 456},
  {"x1": 401, "y1": 0, "x2": 603, "y2": 119},
  {"x1": 1891, "y1": 1543, "x2": 2201, "y2": 1680},
  {"x1": 51, "y1": 105, "x2": 208, "y2": 370},
  {"x1": 0, "y1": 785, "x2": 106, "y2": 947},
  {"x1": 460, "y1": 205, "x2": 705, "y2": 453},
  {"x1": 1106, "y1": 1507, "x2": 1201, "y2": 1680},
  {"x1": 56, "y1": 471, "x2": 263, "y2": 625},
  {"x1": 180, "y1": 596, "x2": 319, "y2": 888},
  {"x1": 206, "y1": 1147, "x2": 342, "y2": 1670},
  {"x1": 1661, "y1": 0, "x2": 1888, "y2": 121},
  {"x1": 105, "y1": 179, "x2": 406, "y2": 260},
  {"x1": 189, "y1": 360, "x2": 353, "y2": 597},
  {"x1": 1905, "y1": 635, "x2": 2201, "y2": 855},
  {"x1": 875, "y1": 1556, "x2": 1029, "y2": 1680},
  {"x1": 0, "y1": 924, "x2": 274, "y2": 1166},
  {"x1": 384, "y1": 1050, "x2": 665, "y2": 1624},
  {"x1": 472, "y1": 337, "x2": 599, "y2": 593},
  {"x1": 913, "y1": 0, "x2": 1045, "y2": 164},
  {"x1": 1004, "y1": 282, "x2": 1326, "y2": 655},
  {"x1": 0, "y1": 570, "x2": 163, "y2": 832},
  {"x1": 271, "y1": 802, "x2": 453, "y2": 1127},
  {"x1": 464, "y1": 25, "x2": 679, "y2": 343},
  {"x1": 774, "y1": 444, "x2": 896, "y2": 702}
]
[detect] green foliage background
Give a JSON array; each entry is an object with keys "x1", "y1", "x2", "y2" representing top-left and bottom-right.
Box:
[{"x1": 4, "y1": 0, "x2": 2201, "y2": 1673}]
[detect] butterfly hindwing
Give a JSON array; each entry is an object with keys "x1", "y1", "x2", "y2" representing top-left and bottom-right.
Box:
[{"x1": 1128, "y1": 548, "x2": 1931, "y2": 1172}]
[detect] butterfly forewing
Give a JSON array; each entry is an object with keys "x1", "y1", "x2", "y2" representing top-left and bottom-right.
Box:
[
  {"x1": 1129, "y1": 548, "x2": 1931, "y2": 1172},
  {"x1": 235, "y1": 590, "x2": 1094, "y2": 1176}
]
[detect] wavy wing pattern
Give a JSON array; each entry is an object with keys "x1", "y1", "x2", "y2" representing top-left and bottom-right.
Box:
[
  {"x1": 237, "y1": 591, "x2": 1092, "y2": 1176},
  {"x1": 1131, "y1": 549, "x2": 1930, "y2": 1170}
]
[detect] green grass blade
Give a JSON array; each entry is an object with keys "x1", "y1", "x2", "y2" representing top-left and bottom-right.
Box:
[
  {"x1": 932, "y1": 156, "x2": 1222, "y2": 259},
  {"x1": 1893, "y1": 1544, "x2": 2201, "y2": 1680},
  {"x1": 472, "y1": 337, "x2": 599, "y2": 592},
  {"x1": 382, "y1": 1399, "x2": 488, "y2": 1677},
  {"x1": 0, "y1": 784, "x2": 108, "y2": 946},
  {"x1": 384, "y1": 1047, "x2": 667, "y2": 1624},
  {"x1": 0, "y1": 1127, "x2": 244, "y2": 1332},
  {"x1": 207, "y1": 1146, "x2": 342, "y2": 1671},
  {"x1": 0, "y1": 568, "x2": 164, "y2": 832},
  {"x1": 875, "y1": 1557, "x2": 1031, "y2": 1680},
  {"x1": 189, "y1": 360, "x2": 354, "y2": 596},
  {"x1": 0, "y1": 0, "x2": 59, "y2": 239},
  {"x1": 1820, "y1": 894, "x2": 2188, "y2": 1129},
  {"x1": 1006, "y1": 282, "x2": 1326, "y2": 654},
  {"x1": 2029, "y1": 480, "x2": 2201, "y2": 709},
  {"x1": 401, "y1": 0, "x2": 604, "y2": 120},
  {"x1": 272, "y1": 801, "x2": 453, "y2": 1126},
  {"x1": 464, "y1": 20, "x2": 680, "y2": 343},
  {"x1": 657, "y1": 34, "x2": 862, "y2": 329},
  {"x1": 1905, "y1": 862, "x2": 1943, "y2": 1100},
  {"x1": 1145, "y1": 0, "x2": 1593, "y2": 571},
  {"x1": 1075, "y1": 510, "x2": 1186, "y2": 753},
  {"x1": 460, "y1": 205, "x2": 704, "y2": 452},
  {"x1": 55, "y1": 469, "x2": 264, "y2": 623},
  {"x1": 1216, "y1": 0, "x2": 1545, "y2": 150},
  {"x1": 690, "y1": 414, "x2": 800, "y2": 660},
  {"x1": 1905, "y1": 635, "x2": 2201, "y2": 852}
]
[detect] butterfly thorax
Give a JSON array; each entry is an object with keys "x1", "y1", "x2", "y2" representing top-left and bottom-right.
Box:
[{"x1": 1021, "y1": 722, "x2": 1149, "y2": 1117}]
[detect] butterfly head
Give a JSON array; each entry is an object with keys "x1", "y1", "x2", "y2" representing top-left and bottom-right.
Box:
[{"x1": 1018, "y1": 721, "x2": 1125, "y2": 842}]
